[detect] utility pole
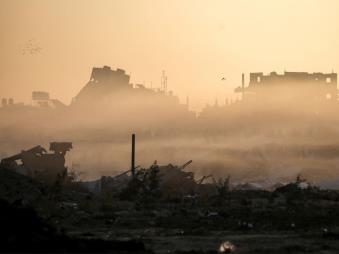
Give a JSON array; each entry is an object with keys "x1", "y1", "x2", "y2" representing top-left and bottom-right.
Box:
[
  {"x1": 242, "y1": 73, "x2": 245, "y2": 100},
  {"x1": 131, "y1": 133, "x2": 136, "y2": 177}
]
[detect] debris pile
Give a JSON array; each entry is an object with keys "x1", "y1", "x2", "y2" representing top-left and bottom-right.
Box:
[
  {"x1": 2, "y1": 138, "x2": 339, "y2": 253},
  {"x1": 0, "y1": 142, "x2": 72, "y2": 183}
]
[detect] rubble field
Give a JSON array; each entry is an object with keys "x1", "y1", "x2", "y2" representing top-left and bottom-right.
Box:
[{"x1": 2, "y1": 161, "x2": 339, "y2": 254}]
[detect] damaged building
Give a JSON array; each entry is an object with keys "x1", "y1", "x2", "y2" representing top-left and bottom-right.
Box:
[
  {"x1": 70, "y1": 65, "x2": 195, "y2": 130},
  {"x1": 0, "y1": 142, "x2": 72, "y2": 183},
  {"x1": 72, "y1": 65, "x2": 180, "y2": 104},
  {"x1": 73, "y1": 66, "x2": 133, "y2": 104},
  {"x1": 235, "y1": 71, "x2": 338, "y2": 104}
]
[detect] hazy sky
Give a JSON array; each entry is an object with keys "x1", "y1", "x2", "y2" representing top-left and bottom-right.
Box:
[{"x1": 1, "y1": 0, "x2": 338, "y2": 110}]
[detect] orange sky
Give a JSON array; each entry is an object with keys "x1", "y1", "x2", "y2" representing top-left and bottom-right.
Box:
[{"x1": 1, "y1": 0, "x2": 339, "y2": 110}]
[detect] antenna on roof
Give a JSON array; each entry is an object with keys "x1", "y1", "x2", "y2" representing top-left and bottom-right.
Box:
[{"x1": 161, "y1": 70, "x2": 168, "y2": 93}]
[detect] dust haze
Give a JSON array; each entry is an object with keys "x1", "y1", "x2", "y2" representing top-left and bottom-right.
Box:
[
  {"x1": 1, "y1": 67, "x2": 339, "y2": 189},
  {"x1": 1, "y1": 0, "x2": 339, "y2": 187}
]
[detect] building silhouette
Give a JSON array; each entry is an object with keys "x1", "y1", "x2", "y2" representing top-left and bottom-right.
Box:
[{"x1": 235, "y1": 71, "x2": 338, "y2": 103}]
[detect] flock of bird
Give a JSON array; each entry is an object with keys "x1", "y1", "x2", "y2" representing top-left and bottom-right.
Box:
[
  {"x1": 21, "y1": 40, "x2": 42, "y2": 55},
  {"x1": 19, "y1": 40, "x2": 230, "y2": 85}
]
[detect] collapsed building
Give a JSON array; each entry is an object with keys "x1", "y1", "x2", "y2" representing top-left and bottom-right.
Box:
[
  {"x1": 70, "y1": 66, "x2": 195, "y2": 130},
  {"x1": 0, "y1": 142, "x2": 72, "y2": 183},
  {"x1": 72, "y1": 66, "x2": 186, "y2": 107},
  {"x1": 72, "y1": 66, "x2": 133, "y2": 103},
  {"x1": 80, "y1": 160, "x2": 198, "y2": 196}
]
